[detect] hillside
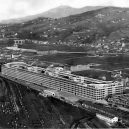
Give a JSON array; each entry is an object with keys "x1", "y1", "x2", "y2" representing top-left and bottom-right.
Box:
[
  {"x1": 39, "y1": 5, "x2": 104, "y2": 18},
  {"x1": 3, "y1": 7, "x2": 129, "y2": 50},
  {"x1": 0, "y1": 6, "x2": 104, "y2": 24},
  {"x1": 0, "y1": 77, "x2": 95, "y2": 128}
]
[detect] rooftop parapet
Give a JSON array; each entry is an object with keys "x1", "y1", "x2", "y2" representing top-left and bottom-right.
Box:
[{"x1": 3, "y1": 62, "x2": 121, "y2": 85}]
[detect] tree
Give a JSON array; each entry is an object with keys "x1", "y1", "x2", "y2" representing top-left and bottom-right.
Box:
[{"x1": 7, "y1": 39, "x2": 14, "y2": 46}]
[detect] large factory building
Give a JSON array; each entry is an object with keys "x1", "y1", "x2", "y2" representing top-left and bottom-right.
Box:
[{"x1": 1, "y1": 62, "x2": 124, "y2": 101}]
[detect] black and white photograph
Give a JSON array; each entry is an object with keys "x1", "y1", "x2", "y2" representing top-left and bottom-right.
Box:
[{"x1": 0, "y1": 0, "x2": 129, "y2": 128}]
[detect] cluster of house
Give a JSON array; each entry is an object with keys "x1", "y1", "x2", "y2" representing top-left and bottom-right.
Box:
[
  {"x1": 108, "y1": 94, "x2": 129, "y2": 111},
  {"x1": 94, "y1": 38, "x2": 128, "y2": 54}
]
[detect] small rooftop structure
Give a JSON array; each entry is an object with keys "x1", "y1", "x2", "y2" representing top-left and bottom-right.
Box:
[
  {"x1": 5, "y1": 62, "x2": 28, "y2": 68},
  {"x1": 96, "y1": 113, "x2": 118, "y2": 124}
]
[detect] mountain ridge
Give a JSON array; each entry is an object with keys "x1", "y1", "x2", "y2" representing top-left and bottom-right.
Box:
[
  {"x1": 0, "y1": 5, "x2": 104, "y2": 24},
  {"x1": 2, "y1": 6, "x2": 129, "y2": 53}
]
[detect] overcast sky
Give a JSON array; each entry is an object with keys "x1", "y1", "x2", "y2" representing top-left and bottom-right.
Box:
[{"x1": 0, "y1": 0, "x2": 129, "y2": 21}]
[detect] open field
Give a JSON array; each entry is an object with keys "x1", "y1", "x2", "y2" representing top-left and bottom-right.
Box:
[
  {"x1": 72, "y1": 69, "x2": 113, "y2": 81},
  {"x1": 35, "y1": 53, "x2": 129, "y2": 79},
  {"x1": 37, "y1": 54, "x2": 129, "y2": 70},
  {"x1": 20, "y1": 44, "x2": 88, "y2": 52},
  {"x1": 35, "y1": 53, "x2": 88, "y2": 65}
]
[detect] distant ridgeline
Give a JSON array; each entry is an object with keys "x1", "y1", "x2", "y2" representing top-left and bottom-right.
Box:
[{"x1": 2, "y1": 7, "x2": 129, "y2": 48}]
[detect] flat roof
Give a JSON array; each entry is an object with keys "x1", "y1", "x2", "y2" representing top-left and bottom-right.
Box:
[{"x1": 4, "y1": 62, "x2": 114, "y2": 85}]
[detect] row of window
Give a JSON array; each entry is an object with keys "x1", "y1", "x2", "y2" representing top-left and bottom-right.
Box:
[
  {"x1": 2, "y1": 66, "x2": 122, "y2": 100},
  {"x1": 2, "y1": 67, "x2": 96, "y2": 98}
]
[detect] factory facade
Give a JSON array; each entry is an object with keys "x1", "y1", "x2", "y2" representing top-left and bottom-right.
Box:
[{"x1": 1, "y1": 62, "x2": 124, "y2": 101}]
